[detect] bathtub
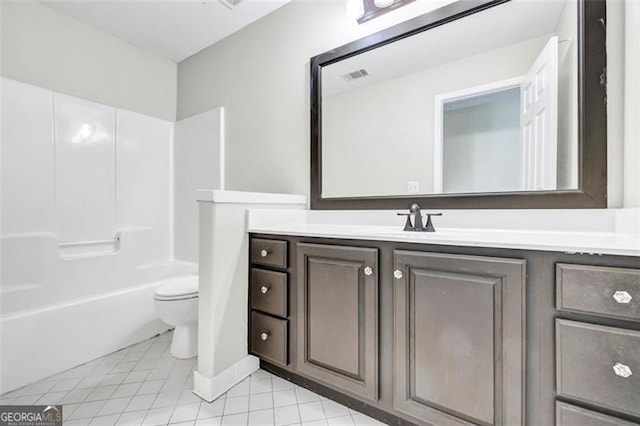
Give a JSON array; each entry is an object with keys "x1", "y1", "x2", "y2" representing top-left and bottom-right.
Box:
[{"x1": 0, "y1": 229, "x2": 197, "y2": 394}]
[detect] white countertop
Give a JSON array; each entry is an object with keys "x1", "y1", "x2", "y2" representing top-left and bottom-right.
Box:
[{"x1": 247, "y1": 208, "x2": 640, "y2": 257}]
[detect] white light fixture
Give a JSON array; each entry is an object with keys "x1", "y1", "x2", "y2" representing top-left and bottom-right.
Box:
[
  {"x1": 374, "y1": 0, "x2": 395, "y2": 8},
  {"x1": 346, "y1": 0, "x2": 364, "y2": 19}
]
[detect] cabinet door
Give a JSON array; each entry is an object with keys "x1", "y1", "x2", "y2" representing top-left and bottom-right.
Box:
[
  {"x1": 393, "y1": 251, "x2": 525, "y2": 426},
  {"x1": 296, "y1": 243, "x2": 378, "y2": 401}
]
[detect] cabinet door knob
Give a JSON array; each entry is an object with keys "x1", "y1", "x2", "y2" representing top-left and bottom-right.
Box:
[
  {"x1": 260, "y1": 332, "x2": 269, "y2": 341},
  {"x1": 260, "y1": 249, "x2": 268, "y2": 258},
  {"x1": 260, "y1": 285, "x2": 269, "y2": 294},
  {"x1": 613, "y1": 291, "x2": 632, "y2": 304},
  {"x1": 613, "y1": 362, "x2": 632, "y2": 378},
  {"x1": 394, "y1": 269, "x2": 403, "y2": 279},
  {"x1": 364, "y1": 266, "x2": 373, "y2": 276}
]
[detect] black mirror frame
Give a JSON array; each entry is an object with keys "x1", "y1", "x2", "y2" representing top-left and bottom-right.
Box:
[{"x1": 310, "y1": 0, "x2": 607, "y2": 210}]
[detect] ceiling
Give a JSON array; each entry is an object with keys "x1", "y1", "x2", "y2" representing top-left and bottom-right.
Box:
[{"x1": 42, "y1": 0, "x2": 291, "y2": 63}]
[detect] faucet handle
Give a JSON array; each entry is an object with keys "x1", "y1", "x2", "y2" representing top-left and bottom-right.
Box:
[
  {"x1": 397, "y1": 213, "x2": 413, "y2": 231},
  {"x1": 423, "y1": 213, "x2": 443, "y2": 232}
]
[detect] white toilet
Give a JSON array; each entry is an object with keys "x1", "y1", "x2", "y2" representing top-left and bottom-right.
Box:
[{"x1": 154, "y1": 275, "x2": 199, "y2": 359}]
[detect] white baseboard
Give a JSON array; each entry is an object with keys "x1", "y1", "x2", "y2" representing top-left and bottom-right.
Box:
[{"x1": 193, "y1": 355, "x2": 260, "y2": 402}]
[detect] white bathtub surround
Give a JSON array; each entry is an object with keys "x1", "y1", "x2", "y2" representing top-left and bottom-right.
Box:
[
  {"x1": 247, "y1": 208, "x2": 640, "y2": 256},
  {"x1": 174, "y1": 108, "x2": 225, "y2": 264},
  {"x1": 0, "y1": 78, "x2": 186, "y2": 393},
  {"x1": 195, "y1": 190, "x2": 306, "y2": 402},
  {"x1": 0, "y1": 262, "x2": 195, "y2": 394}
]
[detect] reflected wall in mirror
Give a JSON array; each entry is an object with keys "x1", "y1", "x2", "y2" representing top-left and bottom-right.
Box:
[{"x1": 311, "y1": 0, "x2": 607, "y2": 209}]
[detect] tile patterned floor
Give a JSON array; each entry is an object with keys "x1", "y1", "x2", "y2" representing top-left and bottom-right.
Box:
[{"x1": 0, "y1": 331, "x2": 385, "y2": 425}]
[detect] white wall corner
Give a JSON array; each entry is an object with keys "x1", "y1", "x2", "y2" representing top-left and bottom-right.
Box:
[{"x1": 193, "y1": 355, "x2": 260, "y2": 402}]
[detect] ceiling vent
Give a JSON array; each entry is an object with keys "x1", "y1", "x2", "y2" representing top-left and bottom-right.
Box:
[
  {"x1": 341, "y1": 69, "x2": 369, "y2": 81},
  {"x1": 219, "y1": 0, "x2": 243, "y2": 9}
]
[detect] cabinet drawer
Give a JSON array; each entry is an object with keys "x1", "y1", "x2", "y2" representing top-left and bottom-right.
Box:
[
  {"x1": 251, "y1": 238, "x2": 287, "y2": 268},
  {"x1": 556, "y1": 319, "x2": 640, "y2": 417},
  {"x1": 556, "y1": 402, "x2": 639, "y2": 426},
  {"x1": 251, "y1": 311, "x2": 288, "y2": 366},
  {"x1": 557, "y1": 264, "x2": 640, "y2": 322},
  {"x1": 251, "y1": 268, "x2": 287, "y2": 317}
]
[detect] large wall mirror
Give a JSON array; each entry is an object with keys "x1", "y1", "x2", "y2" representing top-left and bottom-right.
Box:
[{"x1": 311, "y1": 0, "x2": 607, "y2": 209}]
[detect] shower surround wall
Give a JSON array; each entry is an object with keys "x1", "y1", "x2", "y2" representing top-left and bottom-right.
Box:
[{"x1": 0, "y1": 78, "x2": 195, "y2": 394}]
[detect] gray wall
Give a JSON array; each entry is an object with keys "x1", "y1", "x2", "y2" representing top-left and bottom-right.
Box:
[{"x1": 1, "y1": 2, "x2": 177, "y2": 121}]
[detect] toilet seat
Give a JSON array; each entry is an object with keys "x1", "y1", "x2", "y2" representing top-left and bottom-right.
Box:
[{"x1": 154, "y1": 276, "x2": 198, "y2": 301}]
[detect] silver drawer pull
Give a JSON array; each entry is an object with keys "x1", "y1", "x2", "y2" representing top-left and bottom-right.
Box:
[
  {"x1": 364, "y1": 266, "x2": 373, "y2": 276},
  {"x1": 394, "y1": 269, "x2": 403, "y2": 279},
  {"x1": 613, "y1": 291, "x2": 633, "y2": 304},
  {"x1": 613, "y1": 362, "x2": 632, "y2": 378},
  {"x1": 260, "y1": 286, "x2": 269, "y2": 294},
  {"x1": 260, "y1": 249, "x2": 268, "y2": 258},
  {"x1": 260, "y1": 332, "x2": 269, "y2": 341}
]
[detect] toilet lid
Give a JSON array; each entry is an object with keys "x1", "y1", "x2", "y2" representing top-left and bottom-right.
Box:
[{"x1": 154, "y1": 276, "x2": 199, "y2": 300}]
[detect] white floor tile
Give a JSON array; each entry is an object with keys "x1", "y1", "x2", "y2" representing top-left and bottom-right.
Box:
[
  {"x1": 143, "y1": 406, "x2": 174, "y2": 425},
  {"x1": 152, "y1": 391, "x2": 181, "y2": 409},
  {"x1": 350, "y1": 414, "x2": 382, "y2": 425},
  {"x1": 0, "y1": 332, "x2": 376, "y2": 426},
  {"x1": 249, "y1": 379, "x2": 273, "y2": 395},
  {"x1": 295, "y1": 387, "x2": 321, "y2": 404},
  {"x1": 198, "y1": 398, "x2": 225, "y2": 419},
  {"x1": 126, "y1": 393, "x2": 156, "y2": 412},
  {"x1": 98, "y1": 396, "x2": 133, "y2": 416},
  {"x1": 221, "y1": 412, "x2": 249, "y2": 425},
  {"x1": 302, "y1": 420, "x2": 328, "y2": 426},
  {"x1": 195, "y1": 416, "x2": 222, "y2": 426},
  {"x1": 69, "y1": 400, "x2": 107, "y2": 420},
  {"x1": 321, "y1": 400, "x2": 349, "y2": 419},
  {"x1": 85, "y1": 385, "x2": 119, "y2": 402},
  {"x1": 137, "y1": 379, "x2": 165, "y2": 395},
  {"x1": 112, "y1": 382, "x2": 141, "y2": 398},
  {"x1": 274, "y1": 405, "x2": 301, "y2": 426},
  {"x1": 250, "y1": 370, "x2": 273, "y2": 381},
  {"x1": 226, "y1": 382, "x2": 251, "y2": 398},
  {"x1": 271, "y1": 377, "x2": 294, "y2": 391},
  {"x1": 248, "y1": 408, "x2": 274, "y2": 426},
  {"x1": 36, "y1": 390, "x2": 68, "y2": 404},
  {"x1": 249, "y1": 392, "x2": 273, "y2": 411},
  {"x1": 273, "y1": 389, "x2": 297, "y2": 408},
  {"x1": 298, "y1": 402, "x2": 326, "y2": 423},
  {"x1": 170, "y1": 402, "x2": 202, "y2": 423},
  {"x1": 100, "y1": 373, "x2": 128, "y2": 387},
  {"x1": 224, "y1": 395, "x2": 250, "y2": 416},
  {"x1": 51, "y1": 377, "x2": 83, "y2": 392},
  {"x1": 326, "y1": 415, "x2": 354, "y2": 425},
  {"x1": 90, "y1": 413, "x2": 120, "y2": 425},
  {"x1": 116, "y1": 409, "x2": 147, "y2": 425},
  {"x1": 61, "y1": 388, "x2": 92, "y2": 404}
]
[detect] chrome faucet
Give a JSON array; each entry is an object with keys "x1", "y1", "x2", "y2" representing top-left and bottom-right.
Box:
[{"x1": 398, "y1": 203, "x2": 442, "y2": 232}]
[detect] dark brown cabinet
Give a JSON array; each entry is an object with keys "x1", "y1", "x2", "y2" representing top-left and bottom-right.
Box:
[
  {"x1": 393, "y1": 251, "x2": 526, "y2": 426},
  {"x1": 296, "y1": 243, "x2": 379, "y2": 401},
  {"x1": 249, "y1": 234, "x2": 640, "y2": 426},
  {"x1": 249, "y1": 238, "x2": 290, "y2": 367}
]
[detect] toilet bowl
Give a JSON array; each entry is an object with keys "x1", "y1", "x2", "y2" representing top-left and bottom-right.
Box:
[{"x1": 154, "y1": 275, "x2": 198, "y2": 359}]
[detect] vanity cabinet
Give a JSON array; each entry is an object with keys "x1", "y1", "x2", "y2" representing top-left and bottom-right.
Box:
[
  {"x1": 555, "y1": 263, "x2": 640, "y2": 424},
  {"x1": 249, "y1": 238, "x2": 290, "y2": 367},
  {"x1": 393, "y1": 251, "x2": 525, "y2": 426},
  {"x1": 249, "y1": 234, "x2": 640, "y2": 426},
  {"x1": 296, "y1": 243, "x2": 379, "y2": 401}
]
